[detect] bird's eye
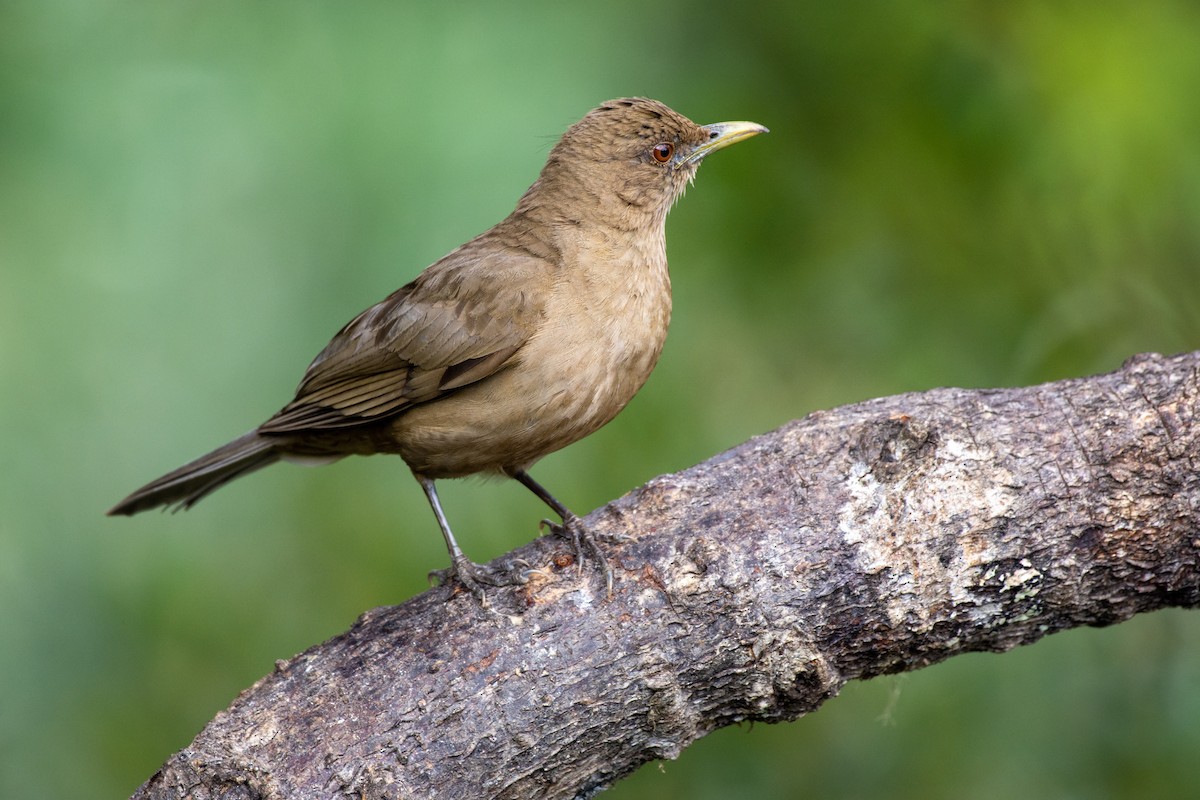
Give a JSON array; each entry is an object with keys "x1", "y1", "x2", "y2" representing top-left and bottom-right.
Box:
[{"x1": 651, "y1": 142, "x2": 674, "y2": 163}]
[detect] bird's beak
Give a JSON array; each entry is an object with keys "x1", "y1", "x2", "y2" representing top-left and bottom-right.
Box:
[{"x1": 680, "y1": 120, "x2": 769, "y2": 166}]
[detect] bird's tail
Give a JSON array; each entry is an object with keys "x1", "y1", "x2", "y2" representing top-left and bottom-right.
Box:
[{"x1": 108, "y1": 431, "x2": 281, "y2": 516}]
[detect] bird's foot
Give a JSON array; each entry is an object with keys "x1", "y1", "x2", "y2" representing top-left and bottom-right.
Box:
[
  {"x1": 428, "y1": 554, "x2": 532, "y2": 603},
  {"x1": 540, "y1": 513, "x2": 614, "y2": 596}
]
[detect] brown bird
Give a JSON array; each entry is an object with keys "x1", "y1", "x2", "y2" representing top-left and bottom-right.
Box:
[{"x1": 109, "y1": 97, "x2": 766, "y2": 596}]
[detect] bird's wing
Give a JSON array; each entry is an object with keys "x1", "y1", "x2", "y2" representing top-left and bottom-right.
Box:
[{"x1": 259, "y1": 246, "x2": 550, "y2": 433}]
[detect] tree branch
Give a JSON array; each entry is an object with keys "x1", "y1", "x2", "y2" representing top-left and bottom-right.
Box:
[{"x1": 134, "y1": 351, "x2": 1200, "y2": 800}]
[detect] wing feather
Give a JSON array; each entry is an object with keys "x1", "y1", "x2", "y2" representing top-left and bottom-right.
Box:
[{"x1": 260, "y1": 243, "x2": 549, "y2": 434}]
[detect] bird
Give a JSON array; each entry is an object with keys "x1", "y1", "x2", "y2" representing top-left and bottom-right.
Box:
[{"x1": 108, "y1": 97, "x2": 767, "y2": 597}]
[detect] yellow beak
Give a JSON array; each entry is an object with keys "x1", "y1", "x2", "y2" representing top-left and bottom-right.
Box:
[{"x1": 681, "y1": 120, "x2": 769, "y2": 166}]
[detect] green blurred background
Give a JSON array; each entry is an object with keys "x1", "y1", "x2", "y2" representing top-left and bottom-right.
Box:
[{"x1": 3, "y1": 1, "x2": 1199, "y2": 797}]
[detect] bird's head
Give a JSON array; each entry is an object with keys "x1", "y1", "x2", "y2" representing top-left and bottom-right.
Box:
[{"x1": 533, "y1": 98, "x2": 767, "y2": 227}]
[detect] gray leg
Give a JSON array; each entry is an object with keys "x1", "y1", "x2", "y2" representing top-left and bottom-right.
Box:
[
  {"x1": 512, "y1": 469, "x2": 579, "y2": 526},
  {"x1": 417, "y1": 474, "x2": 466, "y2": 562},
  {"x1": 416, "y1": 474, "x2": 505, "y2": 600}
]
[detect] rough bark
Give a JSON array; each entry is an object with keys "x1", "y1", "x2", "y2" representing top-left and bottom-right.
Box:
[{"x1": 134, "y1": 351, "x2": 1200, "y2": 800}]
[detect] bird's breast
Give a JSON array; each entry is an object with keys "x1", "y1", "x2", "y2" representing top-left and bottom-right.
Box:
[
  {"x1": 390, "y1": 236, "x2": 673, "y2": 478},
  {"x1": 393, "y1": 230, "x2": 676, "y2": 482},
  {"x1": 523, "y1": 238, "x2": 672, "y2": 434}
]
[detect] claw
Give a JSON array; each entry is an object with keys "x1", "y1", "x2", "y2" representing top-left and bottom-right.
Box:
[
  {"x1": 428, "y1": 554, "x2": 531, "y2": 604},
  {"x1": 544, "y1": 513, "x2": 614, "y2": 597},
  {"x1": 512, "y1": 469, "x2": 615, "y2": 596}
]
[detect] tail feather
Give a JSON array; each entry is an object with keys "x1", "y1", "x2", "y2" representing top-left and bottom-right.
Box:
[{"x1": 108, "y1": 431, "x2": 281, "y2": 516}]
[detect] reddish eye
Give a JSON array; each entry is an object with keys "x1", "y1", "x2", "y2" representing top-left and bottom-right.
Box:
[{"x1": 651, "y1": 142, "x2": 674, "y2": 163}]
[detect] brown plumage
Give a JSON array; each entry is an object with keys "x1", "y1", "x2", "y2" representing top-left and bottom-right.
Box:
[{"x1": 109, "y1": 98, "x2": 767, "y2": 596}]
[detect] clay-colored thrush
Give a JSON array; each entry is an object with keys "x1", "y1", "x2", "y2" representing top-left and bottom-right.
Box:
[{"x1": 109, "y1": 98, "x2": 767, "y2": 595}]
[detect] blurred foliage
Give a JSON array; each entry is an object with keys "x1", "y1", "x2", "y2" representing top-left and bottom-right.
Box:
[{"x1": 2, "y1": 0, "x2": 1199, "y2": 797}]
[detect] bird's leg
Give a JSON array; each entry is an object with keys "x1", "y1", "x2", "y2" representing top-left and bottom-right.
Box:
[
  {"x1": 416, "y1": 474, "x2": 518, "y2": 601},
  {"x1": 512, "y1": 469, "x2": 613, "y2": 594}
]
